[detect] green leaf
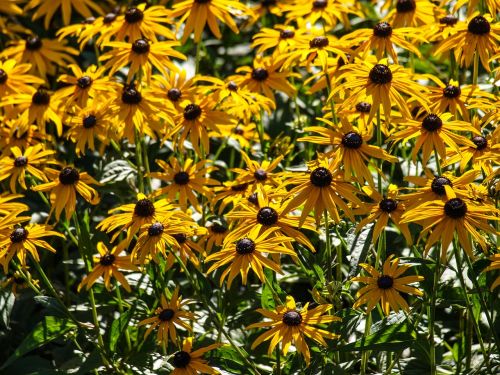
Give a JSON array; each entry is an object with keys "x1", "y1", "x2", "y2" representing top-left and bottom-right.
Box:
[
  {"x1": 214, "y1": 346, "x2": 247, "y2": 373},
  {"x1": 341, "y1": 321, "x2": 416, "y2": 352},
  {"x1": 33, "y1": 296, "x2": 67, "y2": 318},
  {"x1": 1, "y1": 316, "x2": 77, "y2": 369},
  {"x1": 261, "y1": 282, "x2": 275, "y2": 310},
  {"x1": 347, "y1": 224, "x2": 374, "y2": 279},
  {"x1": 0, "y1": 289, "x2": 15, "y2": 328},
  {"x1": 109, "y1": 309, "x2": 134, "y2": 352}
]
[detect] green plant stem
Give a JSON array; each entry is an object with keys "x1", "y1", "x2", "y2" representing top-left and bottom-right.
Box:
[
  {"x1": 360, "y1": 312, "x2": 372, "y2": 375},
  {"x1": 115, "y1": 281, "x2": 132, "y2": 352},
  {"x1": 142, "y1": 137, "x2": 152, "y2": 194},
  {"x1": 376, "y1": 109, "x2": 383, "y2": 193},
  {"x1": 134, "y1": 127, "x2": 145, "y2": 193},
  {"x1": 324, "y1": 211, "x2": 333, "y2": 284},
  {"x1": 276, "y1": 345, "x2": 281, "y2": 375},
  {"x1": 472, "y1": 52, "x2": 479, "y2": 86},
  {"x1": 429, "y1": 247, "x2": 440, "y2": 375}
]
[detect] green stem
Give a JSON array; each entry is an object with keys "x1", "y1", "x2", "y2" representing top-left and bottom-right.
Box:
[
  {"x1": 376, "y1": 109, "x2": 383, "y2": 194},
  {"x1": 134, "y1": 127, "x2": 145, "y2": 193},
  {"x1": 360, "y1": 312, "x2": 372, "y2": 375},
  {"x1": 115, "y1": 281, "x2": 132, "y2": 352},
  {"x1": 472, "y1": 51, "x2": 479, "y2": 86},
  {"x1": 275, "y1": 344, "x2": 281, "y2": 375},
  {"x1": 324, "y1": 211, "x2": 333, "y2": 284},
  {"x1": 429, "y1": 247, "x2": 440, "y2": 375}
]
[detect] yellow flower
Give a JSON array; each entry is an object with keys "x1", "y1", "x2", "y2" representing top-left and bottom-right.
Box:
[
  {"x1": 0, "y1": 59, "x2": 44, "y2": 96},
  {"x1": 78, "y1": 242, "x2": 138, "y2": 292},
  {"x1": 284, "y1": 0, "x2": 362, "y2": 29},
  {"x1": 170, "y1": 0, "x2": 251, "y2": 43},
  {"x1": 231, "y1": 152, "x2": 283, "y2": 190},
  {"x1": 31, "y1": 166, "x2": 100, "y2": 221},
  {"x1": 0, "y1": 144, "x2": 56, "y2": 193},
  {"x1": 24, "y1": 0, "x2": 104, "y2": 28},
  {"x1": 0, "y1": 195, "x2": 29, "y2": 216},
  {"x1": 247, "y1": 295, "x2": 340, "y2": 366},
  {"x1": 483, "y1": 253, "x2": 500, "y2": 291},
  {"x1": 99, "y1": 39, "x2": 186, "y2": 84},
  {"x1": 352, "y1": 255, "x2": 424, "y2": 315},
  {"x1": 138, "y1": 287, "x2": 195, "y2": 346},
  {"x1": 384, "y1": 0, "x2": 438, "y2": 27},
  {"x1": 169, "y1": 337, "x2": 221, "y2": 375},
  {"x1": 205, "y1": 227, "x2": 295, "y2": 288}
]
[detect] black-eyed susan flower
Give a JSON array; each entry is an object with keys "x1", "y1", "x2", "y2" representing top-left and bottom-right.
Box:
[
  {"x1": 166, "y1": 228, "x2": 207, "y2": 270},
  {"x1": 0, "y1": 59, "x2": 44, "y2": 96},
  {"x1": 170, "y1": 0, "x2": 251, "y2": 43},
  {"x1": 150, "y1": 70, "x2": 199, "y2": 113},
  {"x1": 247, "y1": 295, "x2": 340, "y2": 366},
  {"x1": 1, "y1": 269, "x2": 40, "y2": 296},
  {"x1": 483, "y1": 253, "x2": 500, "y2": 291},
  {"x1": 66, "y1": 101, "x2": 116, "y2": 156},
  {"x1": 384, "y1": 0, "x2": 438, "y2": 27},
  {"x1": 280, "y1": 156, "x2": 361, "y2": 225},
  {"x1": 168, "y1": 96, "x2": 231, "y2": 157},
  {"x1": 401, "y1": 194, "x2": 499, "y2": 261},
  {"x1": 0, "y1": 35, "x2": 78, "y2": 79},
  {"x1": 138, "y1": 287, "x2": 195, "y2": 346},
  {"x1": 231, "y1": 152, "x2": 283, "y2": 189},
  {"x1": 65, "y1": 10, "x2": 120, "y2": 48},
  {"x1": 252, "y1": 25, "x2": 308, "y2": 56},
  {"x1": 355, "y1": 184, "x2": 412, "y2": 245},
  {"x1": 211, "y1": 122, "x2": 268, "y2": 150},
  {"x1": 332, "y1": 59, "x2": 428, "y2": 122},
  {"x1": 169, "y1": 337, "x2": 221, "y2": 375},
  {"x1": 0, "y1": 144, "x2": 56, "y2": 193},
  {"x1": 300, "y1": 118, "x2": 398, "y2": 186},
  {"x1": 232, "y1": 56, "x2": 297, "y2": 100},
  {"x1": 97, "y1": 193, "x2": 179, "y2": 243},
  {"x1": 0, "y1": 87, "x2": 64, "y2": 136},
  {"x1": 99, "y1": 39, "x2": 186, "y2": 83},
  {"x1": 434, "y1": 13, "x2": 500, "y2": 72},
  {"x1": 390, "y1": 112, "x2": 478, "y2": 165},
  {"x1": 342, "y1": 21, "x2": 425, "y2": 64},
  {"x1": 57, "y1": 64, "x2": 118, "y2": 108},
  {"x1": 226, "y1": 187, "x2": 317, "y2": 252},
  {"x1": 352, "y1": 255, "x2": 424, "y2": 315},
  {"x1": 212, "y1": 181, "x2": 252, "y2": 215},
  {"x1": 205, "y1": 227, "x2": 295, "y2": 287},
  {"x1": 105, "y1": 4, "x2": 176, "y2": 42},
  {"x1": 78, "y1": 242, "x2": 138, "y2": 292},
  {"x1": 0, "y1": 0, "x2": 23, "y2": 15},
  {"x1": 204, "y1": 219, "x2": 229, "y2": 254},
  {"x1": 0, "y1": 221, "x2": 64, "y2": 273},
  {"x1": 0, "y1": 195, "x2": 29, "y2": 216},
  {"x1": 284, "y1": 0, "x2": 361, "y2": 29},
  {"x1": 0, "y1": 122, "x2": 44, "y2": 155},
  {"x1": 31, "y1": 166, "x2": 100, "y2": 221},
  {"x1": 132, "y1": 218, "x2": 193, "y2": 265},
  {"x1": 24, "y1": 0, "x2": 104, "y2": 28},
  {"x1": 149, "y1": 157, "x2": 219, "y2": 210},
  {"x1": 402, "y1": 169, "x2": 481, "y2": 209}
]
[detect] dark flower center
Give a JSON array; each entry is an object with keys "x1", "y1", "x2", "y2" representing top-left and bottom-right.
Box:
[
  {"x1": 257, "y1": 207, "x2": 279, "y2": 226},
  {"x1": 310, "y1": 167, "x2": 333, "y2": 187},
  {"x1": 83, "y1": 115, "x2": 97, "y2": 128},
  {"x1": 282, "y1": 311, "x2": 303, "y2": 326},
  {"x1": 10, "y1": 227, "x2": 28, "y2": 243},
  {"x1": 468, "y1": 16, "x2": 490, "y2": 35},
  {"x1": 236, "y1": 238, "x2": 255, "y2": 254},
  {"x1": 431, "y1": 176, "x2": 452, "y2": 196},
  {"x1": 472, "y1": 136, "x2": 488, "y2": 150},
  {"x1": 422, "y1": 114, "x2": 443, "y2": 132},
  {"x1": 261, "y1": 0, "x2": 276, "y2": 7},
  {"x1": 444, "y1": 198, "x2": 467, "y2": 218},
  {"x1": 172, "y1": 351, "x2": 191, "y2": 368},
  {"x1": 231, "y1": 183, "x2": 248, "y2": 191},
  {"x1": 195, "y1": 0, "x2": 211, "y2": 3},
  {"x1": 174, "y1": 171, "x2": 190, "y2": 185},
  {"x1": 248, "y1": 192, "x2": 259, "y2": 205},
  {"x1": 158, "y1": 308, "x2": 175, "y2": 321},
  {"x1": 132, "y1": 39, "x2": 150, "y2": 54},
  {"x1": 173, "y1": 233, "x2": 187, "y2": 244},
  {"x1": 122, "y1": 86, "x2": 142, "y2": 104},
  {"x1": 13, "y1": 277, "x2": 25, "y2": 285},
  {"x1": 125, "y1": 7, "x2": 144, "y2": 23},
  {"x1": 59, "y1": 167, "x2": 80, "y2": 185},
  {"x1": 210, "y1": 222, "x2": 227, "y2": 234},
  {"x1": 227, "y1": 81, "x2": 238, "y2": 91},
  {"x1": 309, "y1": 36, "x2": 329, "y2": 48},
  {"x1": 167, "y1": 88, "x2": 182, "y2": 101},
  {"x1": 442, "y1": 85, "x2": 461, "y2": 98},
  {"x1": 148, "y1": 222, "x2": 164, "y2": 236},
  {"x1": 233, "y1": 126, "x2": 244, "y2": 135},
  {"x1": 251, "y1": 68, "x2": 269, "y2": 81},
  {"x1": 377, "y1": 275, "x2": 394, "y2": 289},
  {"x1": 25, "y1": 35, "x2": 42, "y2": 51},
  {"x1": 356, "y1": 102, "x2": 371, "y2": 113},
  {"x1": 342, "y1": 131, "x2": 363, "y2": 149},
  {"x1": 254, "y1": 169, "x2": 268, "y2": 181},
  {"x1": 32, "y1": 89, "x2": 50, "y2": 105},
  {"x1": 134, "y1": 199, "x2": 155, "y2": 217},
  {"x1": 280, "y1": 29, "x2": 295, "y2": 39},
  {"x1": 14, "y1": 156, "x2": 28, "y2": 168},
  {"x1": 84, "y1": 16, "x2": 96, "y2": 24},
  {"x1": 369, "y1": 64, "x2": 393, "y2": 84},
  {"x1": 103, "y1": 12, "x2": 117, "y2": 24},
  {"x1": 0, "y1": 69, "x2": 7, "y2": 84},
  {"x1": 100, "y1": 253, "x2": 115, "y2": 266},
  {"x1": 77, "y1": 75, "x2": 92, "y2": 89},
  {"x1": 379, "y1": 199, "x2": 398, "y2": 213},
  {"x1": 440, "y1": 15, "x2": 458, "y2": 26},
  {"x1": 373, "y1": 22, "x2": 392, "y2": 37},
  {"x1": 396, "y1": 0, "x2": 416, "y2": 13},
  {"x1": 312, "y1": 0, "x2": 327, "y2": 9},
  {"x1": 183, "y1": 103, "x2": 202, "y2": 121}
]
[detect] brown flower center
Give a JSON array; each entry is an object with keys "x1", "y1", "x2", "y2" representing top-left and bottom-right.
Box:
[
  {"x1": 59, "y1": 167, "x2": 80, "y2": 185},
  {"x1": 257, "y1": 207, "x2": 279, "y2": 226},
  {"x1": 422, "y1": 114, "x2": 442, "y2": 132},
  {"x1": 444, "y1": 198, "x2": 467, "y2": 218},
  {"x1": 26, "y1": 35, "x2": 43, "y2": 51},
  {"x1": 468, "y1": 16, "x2": 490, "y2": 35},
  {"x1": 282, "y1": 311, "x2": 302, "y2": 326},
  {"x1": 183, "y1": 103, "x2": 202, "y2": 121},
  {"x1": 132, "y1": 39, "x2": 150, "y2": 54},
  {"x1": 10, "y1": 227, "x2": 29, "y2": 243},
  {"x1": 134, "y1": 199, "x2": 155, "y2": 217},
  {"x1": 236, "y1": 238, "x2": 255, "y2": 254},
  {"x1": 396, "y1": 0, "x2": 416, "y2": 13},
  {"x1": 310, "y1": 167, "x2": 332, "y2": 187},
  {"x1": 100, "y1": 253, "x2": 115, "y2": 266},
  {"x1": 373, "y1": 22, "x2": 392, "y2": 37},
  {"x1": 377, "y1": 275, "x2": 394, "y2": 289},
  {"x1": 77, "y1": 75, "x2": 92, "y2": 89},
  {"x1": 342, "y1": 131, "x2": 363, "y2": 149},
  {"x1": 125, "y1": 7, "x2": 144, "y2": 23},
  {"x1": 369, "y1": 64, "x2": 392, "y2": 84},
  {"x1": 251, "y1": 68, "x2": 269, "y2": 81}
]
